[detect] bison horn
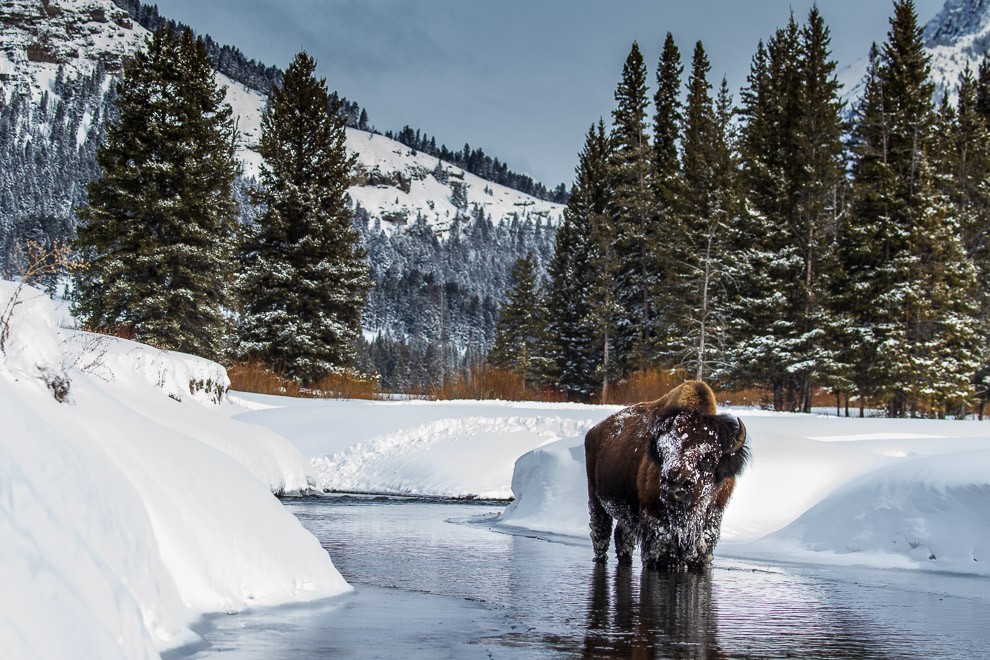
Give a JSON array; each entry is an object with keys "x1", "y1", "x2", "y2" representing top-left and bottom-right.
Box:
[{"x1": 732, "y1": 417, "x2": 747, "y2": 453}]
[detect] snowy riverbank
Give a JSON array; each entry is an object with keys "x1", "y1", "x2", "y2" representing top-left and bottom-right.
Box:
[
  {"x1": 0, "y1": 283, "x2": 349, "y2": 660},
  {"x1": 234, "y1": 391, "x2": 990, "y2": 578}
]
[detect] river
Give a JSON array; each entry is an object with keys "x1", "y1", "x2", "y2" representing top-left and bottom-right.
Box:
[{"x1": 173, "y1": 495, "x2": 990, "y2": 659}]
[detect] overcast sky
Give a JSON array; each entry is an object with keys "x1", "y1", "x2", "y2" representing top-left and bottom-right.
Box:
[{"x1": 151, "y1": 0, "x2": 946, "y2": 188}]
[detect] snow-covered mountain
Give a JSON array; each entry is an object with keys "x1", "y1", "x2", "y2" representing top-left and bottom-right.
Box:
[
  {"x1": 841, "y1": 0, "x2": 990, "y2": 106},
  {"x1": 925, "y1": 0, "x2": 990, "y2": 96},
  {"x1": 0, "y1": 0, "x2": 563, "y2": 233}
]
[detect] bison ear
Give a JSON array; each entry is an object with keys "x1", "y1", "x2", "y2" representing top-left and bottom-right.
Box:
[{"x1": 717, "y1": 417, "x2": 750, "y2": 480}]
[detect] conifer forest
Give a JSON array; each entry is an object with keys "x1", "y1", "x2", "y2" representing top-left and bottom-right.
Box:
[{"x1": 3, "y1": 0, "x2": 990, "y2": 417}]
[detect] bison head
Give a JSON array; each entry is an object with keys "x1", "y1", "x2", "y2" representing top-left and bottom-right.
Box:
[{"x1": 650, "y1": 409, "x2": 749, "y2": 512}]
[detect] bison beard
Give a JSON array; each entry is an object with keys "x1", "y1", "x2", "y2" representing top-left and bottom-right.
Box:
[{"x1": 584, "y1": 381, "x2": 750, "y2": 569}]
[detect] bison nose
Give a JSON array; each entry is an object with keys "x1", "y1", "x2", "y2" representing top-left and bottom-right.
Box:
[{"x1": 667, "y1": 479, "x2": 693, "y2": 506}]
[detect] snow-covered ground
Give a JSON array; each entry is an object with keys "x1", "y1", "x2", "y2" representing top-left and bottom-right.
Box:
[
  {"x1": 6, "y1": 277, "x2": 988, "y2": 658},
  {"x1": 234, "y1": 391, "x2": 990, "y2": 578},
  {"x1": 0, "y1": 282, "x2": 350, "y2": 660}
]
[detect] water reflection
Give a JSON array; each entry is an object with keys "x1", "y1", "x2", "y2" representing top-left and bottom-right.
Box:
[
  {"x1": 583, "y1": 565, "x2": 724, "y2": 659},
  {"x1": 264, "y1": 498, "x2": 990, "y2": 660}
]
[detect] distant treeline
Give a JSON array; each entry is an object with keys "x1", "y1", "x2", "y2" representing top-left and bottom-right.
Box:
[
  {"x1": 111, "y1": 1, "x2": 563, "y2": 202},
  {"x1": 387, "y1": 125, "x2": 568, "y2": 204}
]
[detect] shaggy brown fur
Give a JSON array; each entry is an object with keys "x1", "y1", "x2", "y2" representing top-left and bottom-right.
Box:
[{"x1": 585, "y1": 381, "x2": 749, "y2": 569}]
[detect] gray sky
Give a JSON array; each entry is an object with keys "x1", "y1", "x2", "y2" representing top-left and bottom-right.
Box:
[{"x1": 151, "y1": 0, "x2": 946, "y2": 188}]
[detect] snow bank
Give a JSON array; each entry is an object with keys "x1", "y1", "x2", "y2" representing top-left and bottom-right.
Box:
[
  {"x1": 0, "y1": 282, "x2": 349, "y2": 659},
  {"x1": 232, "y1": 388, "x2": 990, "y2": 578},
  {"x1": 233, "y1": 395, "x2": 615, "y2": 499},
  {"x1": 498, "y1": 406, "x2": 990, "y2": 577}
]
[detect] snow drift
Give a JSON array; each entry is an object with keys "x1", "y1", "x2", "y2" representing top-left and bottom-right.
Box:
[
  {"x1": 234, "y1": 388, "x2": 990, "y2": 577},
  {"x1": 0, "y1": 282, "x2": 349, "y2": 659},
  {"x1": 499, "y1": 410, "x2": 990, "y2": 577},
  {"x1": 233, "y1": 396, "x2": 612, "y2": 499}
]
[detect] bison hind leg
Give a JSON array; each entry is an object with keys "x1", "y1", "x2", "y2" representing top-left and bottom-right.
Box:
[
  {"x1": 589, "y1": 496, "x2": 613, "y2": 563},
  {"x1": 614, "y1": 523, "x2": 636, "y2": 566}
]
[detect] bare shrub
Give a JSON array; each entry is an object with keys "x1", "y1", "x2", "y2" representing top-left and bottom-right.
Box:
[{"x1": 1, "y1": 241, "x2": 74, "y2": 355}]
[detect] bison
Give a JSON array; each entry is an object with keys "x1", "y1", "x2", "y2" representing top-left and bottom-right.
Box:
[{"x1": 585, "y1": 381, "x2": 749, "y2": 569}]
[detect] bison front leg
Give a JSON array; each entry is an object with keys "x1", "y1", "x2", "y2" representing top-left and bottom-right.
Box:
[
  {"x1": 639, "y1": 519, "x2": 679, "y2": 570},
  {"x1": 588, "y1": 494, "x2": 613, "y2": 563},
  {"x1": 613, "y1": 523, "x2": 636, "y2": 566},
  {"x1": 689, "y1": 506, "x2": 725, "y2": 569}
]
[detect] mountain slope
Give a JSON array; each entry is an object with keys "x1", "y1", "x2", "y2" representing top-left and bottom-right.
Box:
[
  {"x1": 0, "y1": 0, "x2": 563, "y2": 234},
  {"x1": 841, "y1": 0, "x2": 990, "y2": 106},
  {"x1": 924, "y1": 0, "x2": 990, "y2": 96},
  {"x1": 0, "y1": 0, "x2": 562, "y2": 386}
]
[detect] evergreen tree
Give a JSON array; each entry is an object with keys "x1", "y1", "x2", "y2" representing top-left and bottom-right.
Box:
[
  {"x1": 943, "y1": 67, "x2": 990, "y2": 416},
  {"x1": 239, "y1": 51, "x2": 371, "y2": 385},
  {"x1": 725, "y1": 8, "x2": 846, "y2": 411},
  {"x1": 663, "y1": 42, "x2": 734, "y2": 380},
  {"x1": 545, "y1": 121, "x2": 611, "y2": 400},
  {"x1": 649, "y1": 33, "x2": 685, "y2": 364},
  {"x1": 488, "y1": 252, "x2": 551, "y2": 385},
  {"x1": 608, "y1": 42, "x2": 654, "y2": 371},
  {"x1": 74, "y1": 27, "x2": 239, "y2": 361},
  {"x1": 842, "y1": 1, "x2": 980, "y2": 416},
  {"x1": 794, "y1": 6, "x2": 848, "y2": 412}
]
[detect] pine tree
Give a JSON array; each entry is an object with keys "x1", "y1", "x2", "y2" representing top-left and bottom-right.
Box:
[
  {"x1": 545, "y1": 121, "x2": 611, "y2": 400},
  {"x1": 842, "y1": 1, "x2": 980, "y2": 416},
  {"x1": 608, "y1": 42, "x2": 654, "y2": 371},
  {"x1": 663, "y1": 42, "x2": 734, "y2": 380},
  {"x1": 943, "y1": 67, "x2": 990, "y2": 416},
  {"x1": 790, "y1": 6, "x2": 847, "y2": 412},
  {"x1": 649, "y1": 33, "x2": 685, "y2": 364},
  {"x1": 724, "y1": 9, "x2": 846, "y2": 411},
  {"x1": 488, "y1": 252, "x2": 551, "y2": 386},
  {"x1": 74, "y1": 27, "x2": 239, "y2": 361},
  {"x1": 239, "y1": 51, "x2": 371, "y2": 385}
]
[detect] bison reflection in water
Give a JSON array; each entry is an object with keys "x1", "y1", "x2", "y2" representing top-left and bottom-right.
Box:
[
  {"x1": 582, "y1": 564, "x2": 725, "y2": 658},
  {"x1": 585, "y1": 381, "x2": 749, "y2": 569}
]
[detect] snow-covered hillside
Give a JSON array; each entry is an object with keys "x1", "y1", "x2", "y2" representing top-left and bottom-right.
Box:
[
  {"x1": 925, "y1": 0, "x2": 990, "y2": 96},
  {"x1": 0, "y1": 0, "x2": 563, "y2": 232},
  {"x1": 842, "y1": 0, "x2": 990, "y2": 104},
  {"x1": 0, "y1": 281, "x2": 350, "y2": 659}
]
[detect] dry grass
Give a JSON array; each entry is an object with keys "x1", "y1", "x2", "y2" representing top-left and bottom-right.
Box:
[
  {"x1": 713, "y1": 386, "x2": 772, "y2": 408},
  {"x1": 227, "y1": 359, "x2": 301, "y2": 397},
  {"x1": 431, "y1": 365, "x2": 567, "y2": 402},
  {"x1": 227, "y1": 358, "x2": 383, "y2": 400},
  {"x1": 599, "y1": 369, "x2": 690, "y2": 405},
  {"x1": 305, "y1": 371, "x2": 381, "y2": 400}
]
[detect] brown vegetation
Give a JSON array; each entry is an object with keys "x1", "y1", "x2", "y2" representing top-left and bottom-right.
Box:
[
  {"x1": 227, "y1": 358, "x2": 381, "y2": 400},
  {"x1": 431, "y1": 365, "x2": 567, "y2": 402}
]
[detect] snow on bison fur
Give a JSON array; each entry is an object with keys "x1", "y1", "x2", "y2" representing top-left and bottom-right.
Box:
[{"x1": 585, "y1": 381, "x2": 749, "y2": 569}]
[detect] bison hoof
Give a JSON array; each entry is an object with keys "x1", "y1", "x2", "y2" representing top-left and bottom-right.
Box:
[
  {"x1": 593, "y1": 554, "x2": 608, "y2": 564},
  {"x1": 616, "y1": 554, "x2": 632, "y2": 566}
]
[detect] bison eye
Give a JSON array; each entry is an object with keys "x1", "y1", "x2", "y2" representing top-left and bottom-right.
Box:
[{"x1": 699, "y1": 455, "x2": 716, "y2": 472}]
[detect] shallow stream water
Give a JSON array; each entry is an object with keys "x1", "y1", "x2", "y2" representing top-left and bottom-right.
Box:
[{"x1": 175, "y1": 495, "x2": 990, "y2": 659}]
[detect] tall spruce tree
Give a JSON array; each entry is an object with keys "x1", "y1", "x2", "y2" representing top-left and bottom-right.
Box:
[
  {"x1": 725, "y1": 9, "x2": 846, "y2": 411},
  {"x1": 663, "y1": 42, "x2": 734, "y2": 380},
  {"x1": 608, "y1": 42, "x2": 655, "y2": 371},
  {"x1": 794, "y1": 7, "x2": 848, "y2": 412},
  {"x1": 74, "y1": 27, "x2": 239, "y2": 361},
  {"x1": 943, "y1": 67, "x2": 990, "y2": 416},
  {"x1": 650, "y1": 33, "x2": 686, "y2": 364},
  {"x1": 239, "y1": 51, "x2": 371, "y2": 385},
  {"x1": 545, "y1": 121, "x2": 611, "y2": 400},
  {"x1": 842, "y1": 1, "x2": 980, "y2": 416}
]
